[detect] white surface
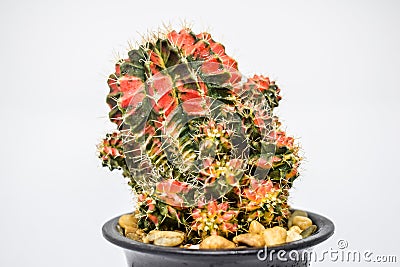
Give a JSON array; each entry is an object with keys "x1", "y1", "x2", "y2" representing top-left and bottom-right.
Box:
[{"x1": 0, "y1": 0, "x2": 399, "y2": 266}]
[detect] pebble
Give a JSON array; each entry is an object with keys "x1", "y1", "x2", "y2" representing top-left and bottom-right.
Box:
[
  {"x1": 199, "y1": 235, "x2": 236, "y2": 249},
  {"x1": 288, "y1": 210, "x2": 308, "y2": 228},
  {"x1": 126, "y1": 228, "x2": 146, "y2": 241},
  {"x1": 300, "y1": 225, "x2": 317, "y2": 238},
  {"x1": 262, "y1": 226, "x2": 287, "y2": 246},
  {"x1": 233, "y1": 233, "x2": 265, "y2": 247},
  {"x1": 289, "y1": 226, "x2": 302, "y2": 234},
  {"x1": 146, "y1": 230, "x2": 185, "y2": 247},
  {"x1": 116, "y1": 224, "x2": 124, "y2": 236},
  {"x1": 292, "y1": 216, "x2": 312, "y2": 230},
  {"x1": 118, "y1": 213, "x2": 138, "y2": 229},
  {"x1": 286, "y1": 227, "x2": 303, "y2": 243},
  {"x1": 249, "y1": 221, "x2": 265, "y2": 234},
  {"x1": 124, "y1": 226, "x2": 138, "y2": 234}
]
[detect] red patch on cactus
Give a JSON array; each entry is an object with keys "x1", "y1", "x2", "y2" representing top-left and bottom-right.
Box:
[
  {"x1": 241, "y1": 178, "x2": 277, "y2": 211},
  {"x1": 148, "y1": 75, "x2": 178, "y2": 116},
  {"x1": 181, "y1": 98, "x2": 207, "y2": 116},
  {"x1": 253, "y1": 108, "x2": 271, "y2": 128},
  {"x1": 149, "y1": 50, "x2": 164, "y2": 68},
  {"x1": 119, "y1": 75, "x2": 143, "y2": 93},
  {"x1": 246, "y1": 75, "x2": 282, "y2": 104},
  {"x1": 115, "y1": 62, "x2": 121, "y2": 76},
  {"x1": 251, "y1": 178, "x2": 273, "y2": 194},
  {"x1": 167, "y1": 206, "x2": 181, "y2": 221},
  {"x1": 146, "y1": 199, "x2": 155, "y2": 212},
  {"x1": 210, "y1": 42, "x2": 225, "y2": 57},
  {"x1": 98, "y1": 132, "x2": 125, "y2": 166},
  {"x1": 156, "y1": 179, "x2": 190, "y2": 194},
  {"x1": 176, "y1": 84, "x2": 202, "y2": 102},
  {"x1": 272, "y1": 156, "x2": 281, "y2": 163},
  {"x1": 151, "y1": 73, "x2": 173, "y2": 93},
  {"x1": 276, "y1": 131, "x2": 294, "y2": 149},
  {"x1": 167, "y1": 29, "x2": 196, "y2": 56},
  {"x1": 155, "y1": 179, "x2": 191, "y2": 207},
  {"x1": 197, "y1": 32, "x2": 240, "y2": 84},
  {"x1": 175, "y1": 78, "x2": 208, "y2": 102},
  {"x1": 195, "y1": 32, "x2": 211, "y2": 43},
  {"x1": 197, "y1": 32, "x2": 226, "y2": 58},
  {"x1": 138, "y1": 193, "x2": 147, "y2": 202},
  {"x1": 220, "y1": 54, "x2": 238, "y2": 70},
  {"x1": 120, "y1": 91, "x2": 146, "y2": 110},
  {"x1": 191, "y1": 40, "x2": 211, "y2": 59},
  {"x1": 191, "y1": 200, "x2": 238, "y2": 236},
  {"x1": 255, "y1": 157, "x2": 273, "y2": 169},
  {"x1": 251, "y1": 75, "x2": 270, "y2": 91},
  {"x1": 144, "y1": 125, "x2": 156, "y2": 135},
  {"x1": 159, "y1": 93, "x2": 178, "y2": 117},
  {"x1": 149, "y1": 138, "x2": 163, "y2": 157},
  {"x1": 147, "y1": 214, "x2": 159, "y2": 225},
  {"x1": 117, "y1": 75, "x2": 145, "y2": 109},
  {"x1": 201, "y1": 56, "x2": 222, "y2": 74}
]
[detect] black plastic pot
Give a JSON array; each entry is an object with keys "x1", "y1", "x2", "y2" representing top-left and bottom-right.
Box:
[{"x1": 102, "y1": 210, "x2": 334, "y2": 267}]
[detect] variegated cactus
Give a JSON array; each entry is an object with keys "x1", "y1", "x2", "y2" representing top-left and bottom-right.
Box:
[{"x1": 98, "y1": 28, "x2": 302, "y2": 242}]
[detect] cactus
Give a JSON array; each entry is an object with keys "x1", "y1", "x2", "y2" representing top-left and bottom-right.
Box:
[
  {"x1": 98, "y1": 28, "x2": 302, "y2": 244},
  {"x1": 98, "y1": 132, "x2": 128, "y2": 176},
  {"x1": 191, "y1": 200, "x2": 239, "y2": 238}
]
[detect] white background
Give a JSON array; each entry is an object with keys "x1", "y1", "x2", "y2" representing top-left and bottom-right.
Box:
[{"x1": 0, "y1": 0, "x2": 399, "y2": 266}]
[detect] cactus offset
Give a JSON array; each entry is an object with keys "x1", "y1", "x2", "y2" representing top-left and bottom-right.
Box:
[
  {"x1": 98, "y1": 27, "x2": 302, "y2": 244},
  {"x1": 191, "y1": 200, "x2": 239, "y2": 238},
  {"x1": 98, "y1": 132, "x2": 128, "y2": 176}
]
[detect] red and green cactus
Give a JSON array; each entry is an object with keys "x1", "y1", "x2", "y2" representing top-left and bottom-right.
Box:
[
  {"x1": 191, "y1": 200, "x2": 239, "y2": 238},
  {"x1": 97, "y1": 132, "x2": 129, "y2": 176},
  {"x1": 98, "y1": 28, "x2": 302, "y2": 242}
]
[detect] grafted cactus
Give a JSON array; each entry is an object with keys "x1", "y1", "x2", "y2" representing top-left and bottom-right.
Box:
[{"x1": 98, "y1": 28, "x2": 301, "y2": 241}]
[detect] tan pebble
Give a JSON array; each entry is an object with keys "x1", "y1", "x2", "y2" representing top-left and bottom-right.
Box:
[
  {"x1": 300, "y1": 225, "x2": 317, "y2": 238},
  {"x1": 288, "y1": 210, "x2": 308, "y2": 228},
  {"x1": 125, "y1": 232, "x2": 135, "y2": 240},
  {"x1": 289, "y1": 226, "x2": 302, "y2": 234},
  {"x1": 291, "y1": 210, "x2": 308, "y2": 218},
  {"x1": 142, "y1": 236, "x2": 150, "y2": 244},
  {"x1": 126, "y1": 232, "x2": 142, "y2": 241},
  {"x1": 199, "y1": 235, "x2": 236, "y2": 249},
  {"x1": 124, "y1": 226, "x2": 145, "y2": 242},
  {"x1": 116, "y1": 224, "x2": 124, "y2": 236},
  {"x1": 233, "y1": 233, "x2": 265, "y2": 247},
  {"x1": 249, "y1": 221, "x2": 265, "y2": 234},
  {"x1": 134, "y1": 229, "x2": 145, "y2": 239},
  {"x1": 292, "y1": 216, "x2": 312, "y2": 230},
  {"x1": 146, "y1": 230, "x2": 185, "y2": 247},
  {"x1": 286, "y1": 229, "x2": 303, "y2": 243},
  {"x1": 124, "y1": 226, "x2": 138, "y2": 234},
  {"x1": 262, "y1": 226, "x2": 287, "y2": 246},
  {"x1": 118, "y1": 214, "x2": 138, "y2": 229}
]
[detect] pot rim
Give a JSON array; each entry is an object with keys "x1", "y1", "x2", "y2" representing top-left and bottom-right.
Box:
[{"x1": 102, "y1": 209, "x2": 334, "y2": 256}]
